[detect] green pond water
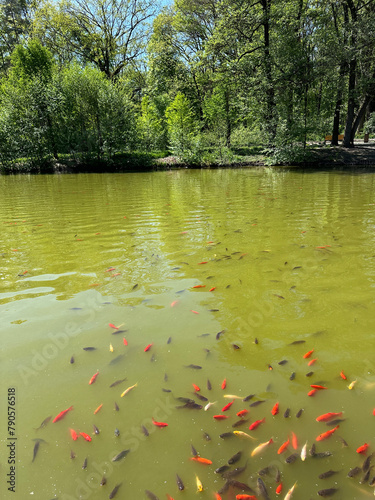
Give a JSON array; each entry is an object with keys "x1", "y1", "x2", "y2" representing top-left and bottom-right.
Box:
[{"x1": 0, "y1": 169, "x2": 375, "y2": 500}]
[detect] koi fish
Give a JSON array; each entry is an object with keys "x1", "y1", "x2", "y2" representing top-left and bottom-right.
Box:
[
  {"x1": 221, "y1": 378, "x2": 227, "y2": 389},
  {"x1": 304, "y1": 349, "x2": 314, "y2": 358},
  {"x1": 193, "y1": 384, "x2": 201, "y2": 392},
  {"x1": 308, "y1": 358, "x2": 317, "y2": 366},
  {"x1": 190, "y1": 456, "x2": 212, "y2": 465},
  {"x1": 109, "y1": 378, "x2": 127, "y2": 388},
  {"x1": 316, "y1": 425, "x2": 339, "y2": 441},
  {"x1": 89, "y1": 371, "x2": 99, "y2": 385},
  {"x1": 53, "y1": 405, "x2": 73, "y2": 423},
  {"x1": 35, "y1": 415, "x2": 52, "y2": 430},
  {"x1": 284, "y1": 481, "x2": 297, "y2": 500},
  {"x1": 204, "y1": 402, "x2": 216, "y2": 411},
  {"x1": 145, "y1": 490, "x2": 158, "y2": 500},
  {"x1": 109, "y1": 343, "x2": 114, "y2": 352},
  {"x1": 291, "y1": 432, "x2": 298, "y2": 450},
  {"x1": 357, "y1": 443, "x2": 369, "y2": 454},
  {"x1": 271, "y1": 402, "x2": 279, "y2": 415},
  {"x1": 251, "y1": 438, "x2": 273, "y2": 456},
  {"x1": 109, "y1": 323, "x2": 119, "y2": 329},
  {"x1": 170, "y1": 300, "x2": 179, "y2": 307},
  {"x1": 237, "y1": 409, "x2": 249, "y2": 417},
  {"x1": 121, "y1": 383, "x2": 137, "y2": 397},
  {"x1": 144, "y1": 343, "x2": 153, "y2": 352},
  {"x1": 348, "y1": 379, "x2": 357, "y2": 390},
  {"x1": 209, "y1": 287, "x2": 216, "y2": 291},
  {"x1": 112, "y1": 449, "x2": 130, "y2": 462},
  {"x1": 278, "y1": 438, "x2": 290, "y2": 455},
  {"x1": 123, "y1": 337, "x2": 128, "y2": 345},
  {"x1": 109, "y1": 484, "x2": 122, "y2": 499},
  {"x1": 308, "y1": 389, "x2": 317, "y2": 397},
  {"x1": 193, "y1": 285, "x2": 206, "y2": 288},
  {"x1": 235, "y1": 496, "x2": 257, "y2": 500},
  {"x1": 301, "y1": 441, "x2": 307, "y2": 461},
  {"x1": 310, "y1": 384, "x2": 327, "y2": 390},
  {"x1": 274, "y1": 483, "x2": 283, "y2": 496},
  {"x1": 69, "y1": 428, "x2": 78, "y2": 441},
  {"x1": 340, "y1": 370, "x2": 347, "y2": 380},
  {"x1": 195, "y1": 475, "x2": 203, "y2": 491},
  {"x1": 249, "y1": 417, "x2": 265, "y2": 430},
  {"x1": 213, "y1": 415, "x2": 229, "y2": 420},
  {"x1": 316, "y1": 412, "x2": 343, "y2": 422},
  {"x1": 222, "y1": 399, "x2": 235, "y2": 412},
  {"x1": 32, "y1": 441, "x2": 40, "y2": 462},
  {"x1": 94, "y1": 404, "x2": 103, "y2": 414},
  {"x1": 233, "y1": 430, "x2": 256, "y2": 440},
  {"x1": 152, "y1": 417, "x2": 168, "y2": 427},
  {"x1": 215, "y1": 494, "x2": 223, "y2": 500},
  {"x1": 79, "y1": 432, "x2": 92, "y2": 442},
  {"x1": 191, "y1": 310, "x2": 199, "y2": 314},
  {"x1": 93, "y1": 424, "x2": 100, "y2": 434},
  {"x1": 198, "y1": 261, "x2": 208, "y2": 265}
]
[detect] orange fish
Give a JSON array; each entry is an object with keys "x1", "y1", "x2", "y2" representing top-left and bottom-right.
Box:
[
  {"x1": 123, "y1": 338, "x2": 128, "y2": 346},
  {"x1": 303, "y1": 349, "x2": 314, "y2": 359},
  {"x1": 190, "y1": 456, "x2": 212, "y2": 465},
  {"x1": 214, "y1": 494, "x2": 223, "y2": 500},
  {"x1": 271, "y1": 402, "x2": 279, "y2": 415},
  {"x1": 166, "y1": 495, "x2": 175, "y2": 500},
  {"x1": 340, "y1": 370, "x2": 347, "y2": 380},
  {"x1": 152, "y1": 417, "x2": 168, "y2": 428},
  {"x1": 316, "y1": 425, "x2": 339, "y2": 441},
  {"x1": 357, "y1": 443, "x2": 369, "y2": 454},
  {"x1": 213, "y1": 415, "x2": 228, "y2": 420},
  {"x1": 237, "y1": 409, "x2": 249, "y2": 418},
  {"x1": 291, "y1": 432, "x2": 298, "y2": 450},
  {"x1": 221, "y1": 378, "x2": 227, "y2": 390},
  {"x1": 170, "y1": 300, "x2": 179, "y2": 307},
  {"x1": 191, "y1": 310, "x2": 199, "y2": 314},
  {"x1": 209, "y1": 287, "x2": 216, "y2": 292},
  {"x1": 193, "y1": 285, "x2": 206, "y2": 288},
  {"x1": 105, "y1": 267, "x2": 116, "y2": 272},
  {"x1": 53, "y1": 406, "x2": 73, "y2": 423},
  {"x1": 308, "y1": 358, "x2": 317, "y2": 366},
  {"x1": 89, "y1": 371, "x2": 99, "y2": 385},
  {"x1": 222, "y1": 399, "x2": 235, "y2": 412},
  {"x1": 310, "y1": 385, "x2": 327, "y2": 390},
  {"x1": 193, "y1": 384, "x2": 201, "y2": 392},
  {"x1": 276, "y1": 483, "x2": 283, "y2": 495},
  {"x1": 198, "y1": 261, "x2": 208, "y2": 265},
  {"x1": 69, "y1": 428, "x2": 78, "y2": 441},
  {"x1": 308, "y1": 389, "x2": 317, "y2": 397},
  {"x1": 144, "y1": 343, "x2": 153, "y2": 352},
  {"x1": 94, "y1": 404, "x2": 103, "y2": 414},
  {"x1": 109, "y1": 323, "x2": 119, "y2": 329},
  {"x1": 316, "y1": 412, "x2": 343, "y2": 422},
  {"x1": 277, "y1": 438, "x2": 290, "y2": 454},
  {"x1": 80, "y1": 432, "x2": 92, "y2": 442},
  {"x1": 236, "y1": 496, "x2": 258, "y2": 500},
  {"x1": 249, "y1": 417, "x2": 265, "y2": 430}
]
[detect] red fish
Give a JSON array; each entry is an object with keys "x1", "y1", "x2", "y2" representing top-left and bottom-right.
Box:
[
  {"x1": 213, "y1": 415, "x2": 229, "y2": 420},
  {"x1": 152, "y1": 417, "x2": 168, "y2": 428},
  {"x1": 277, "y1": 438, "x2": 290, "y2": 454},
  {"x1": 144, "y1": 343, "x2": 153, "y2": 352},
  {"x1": 209, "y1": 287, "x2": 216, "y2": 292},
  {"x1": 214, "y1": 494, "x2": 223, "y2": 500},
  {"x1": 237, "y1": 409, "x2": 249, "y2": 418},
  {"x1": 276, "y1": 483, "x2": 283, "y2": 495},
  {"x1": 236, "y1": 496, "x2": 258, "y2": 500},
  {"x1": 310, "y1": 384, "x2": 327, "y2": 390},
  {"x1": 271, "y1": 402, "x2": 279, "y2": 415},
  {"x1": 357, "y1": 443, "x2": 369, "y2": 454},
  {"x1": 193, "y1": 285, "x2": 206, "y2": 288},
  {"x1": 316, "y1": 412, "x2": 343, "y2": 422},
  {"x1": 198, "y1": 261, "x2": 208, "y2": 265},
  {"x1": 109, "y1": 323, "x2": 119, "y2": 329},
  {"x1": 249, "y1": 417, "x2": 265, "y2": 430},
  {"x1": 291, "y1": 432, "x2": 298, "y2": 450},
  {"x1": 123, "y1": 338, "x2": 128, "y2": 346},
  {"x1": 303, "y1": 349, "x2": 314, "y2": 359},
  {"x1": 193, "y1": 384, "x2": 201, "y2": 392},
  {"x1": 190, "y1": 456, "x2": 212, "y2": 465},
  {"x1": 308, "y1": 358, "x2": 317, "y2": 366},
  {"x1": 373, "y1": 409, "x2": 375, "y2": 416},
  {"x1": 89, "y1": 371, "x2": 99, "y2": 385},
  {"x1": 69, "y1": 428, "x2": 78, "y2": 441},
  {"x1": 166, "y1": 495, "x2": 175, "y2": 500},
  {"x1": 308, "y1": 389, "x2": 317, "y2": 397},
  {"x1": 221, "y1": 378, "x2": 227, "y2": 390},
  {"x1": 316, "y1": 425, "x2": 339, "y2": 441},
  {"x1": 340, "y1": 370, "x2": 347, "y2": 380},
  {"x1": 222, "y1": 399, "x2": 235, "y2": 412},
  {"x1": 53, "y1": 406, "x2": 73, "y2": 423},
  {"x1": 80, "y1": 432, "x2": 92, "y2": 442}
]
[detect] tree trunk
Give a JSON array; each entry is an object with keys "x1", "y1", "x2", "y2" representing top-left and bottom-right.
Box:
[{"x1": 343, "y1": 58, "x2": 356, "y2": 148}]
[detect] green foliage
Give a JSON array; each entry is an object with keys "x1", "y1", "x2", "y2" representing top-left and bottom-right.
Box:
[
  {"x1": 10, "y1": 38, "x2": 54, "y2": 82},
  {"x1": 364, "y1": 113, "x2": 375, "y2": 135},
  {"x1": 137, "y1": 95, "x2": 166, "y2": 150},
  {"x1": 263, "y1": 144, "x2": 313, "y2": 166}
]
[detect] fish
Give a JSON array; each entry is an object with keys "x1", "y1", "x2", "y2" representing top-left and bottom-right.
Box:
[
  {"x1": 251, "y1": 438, "x2": 273, "y2": 456},
  {"x1": 301, "y1": 441, "x2": 307, "y2": 461},
  {"x1": 316, "y1": 425, "x2": 339, "y2": 441},
  {"x1": 228, "y1": 451, "x2": 242, "y2": 464},
  {"x1": 318, "y1": 470, "x2": 339, "y2": 479},
  {"x1": 70, "y1": 356, "x2": 74, "y2": 364},
  {"x1": 340, "y1": 370, "x2": 347, "y2": 380},
  {"x1": 235, "y1": 495, "x2": 257, "y2": 500},
  {"x1": 207, "y1": 379, "x2": 212, "y2": 390},
  {"x1": 357, "y1": 443, "x2": 369, "y2": 454},
  {"x1": 100, "y1": 476, "x2": 106, "y2": 486},
  {"x1": 193, "y1": 285, "x2": 205, "y2": 288},
  {"x1": 195, "y1": 393, "x2": 208, "y2": 401},
  {"x1": 362, "y1": 453, "x2": 373, "y2": 472},
  {"x1": 285, "y1": 453, "x2": 299, "y2": 464},
  {"x1": 214, "y1": 414, "x2": 229, "y2": 420},
  {"x1": 250, "y1": 400, "x2": 265, "y2": 407},
  {"x1": 144, "y1": 343, "x2": 153, "y2": 352},
  {"x1": 222, "y1": 462, "x2": 248, "y2": 479},
  {"x1": 317, "y1": 488, "x2": 338, "y2": 497},
  {"x1": 93, "y1": 424, "x2": 100, "y2": 435},
  {"x1": 257, "y1": 477, "x2": 270, "y2": 499},
  {"x1": 316, "y1": 412, "x2": 343, "y2": 422},
  {"x1": 144, "y1": 491, "x2": 158, "y2": 500},
  {"x1": 152, "y1": 417, "x2": 168, "y2": 427},
  {"x1": 278, "y1": 359, "x2": 288, "y2": 365},
  {"x1": 289, "y1": 340, "x2": 305, "y2": 345},
  {"x1": 204, "y1": 402, "x2": 216, "y2": 411},
  {"x1": 310, "y1": 384, "x2": 327, "y2": 390},
  {"x1": 121, "y1": 383, "x2": 137, "y2": 397},
  {"x1": 109, "y1": 483, "x2": 122, "y2": 498},
  {"x1": 217, "y1": 330, "x2": 226, "y2": 340},
  {"x1": 249, "y1": 417, "x2": 265, "y2": 430},
  {"x1": 109, "y1": 378, "x2": 127, "y2": 388},
  {"x1": 141, "y1": 425, "x2": 149, "y2": 437},
  {"x1": 89, "y1": 371, "x2": 99, "y2": 385},
  {"x1": 278, "y1": 439, "x2": 290, "y2": 455},
  {"x1": 306, "y1": 371, "x2": 314, "y2": 377},
  {"x1": 348, "y1": 379, "x2": 357, "y2": 389},
  {"x1": 53, "y1": 406, "x2": 73, "y2": 423},
  {"x1": 79, "y1": 432, "x2": 92, "y2": 442},
  {"x1": 233, "y1": 430, "x2": 256, "y2": 440},
  {"x1": 109, "y1": 343, "x2": 114, "y2": 352},
  {"x1": 114, "y1": 402, "x2": 119, "y2": 411},
  {"x1": 237, "y1": 409, "x2": 249, "y2": 417},
  {"x1": 35, "y1": 415, "x2": 52, "y2": 430},
  {"x1": 193, "y1": 383, "x2": 201, "y2": 392},
  {"x1": 83, "y1": 346, "x2": 96, "y2": 351},
  {"x1": 176, "y1": 402, "x2": 202, "y2": 410},
  {"x1": 232, "y1": 418, "x2": 249, "y2": 428},
  {"x1": 32, "y1": 441, "x2": 40, "y2": 462},
  {"x1": 303, "y1": 349, "x2": 314, "y2": 358},
  {"x1": 222, "y1": 399, "x2": 235, "y2": 412},
  {"x1": 276, "y1": 483, "x2": 283, "y2": 495},
  {"x1": 132, "y1": 283, "x2": 138, "y2": 290},
  {"x1": 82, "y1": 457, "x2": 87, "y2": 469},
  {"x1": 114, "y1": 428, "x2": 120, "y2": 437},
  {"x1": 315, "y1": 451, "x2": 333, "y2": 458},
  {"x1": 215, "y1": 465, "x2": 230, "y2": 474},
  {"x1": 109, "y1": 354, "x2": 125, "y2": 364},
  {"x1": 195, "y1": 475, "x2": 203, "y2": 491},
  {"x1": 243, "y1": 394, "x2": 255, "y2": 402},
  {"x1": 167, "y1": 336, "x2": 172, "y2": 343},
  {"x1": 347, "y1": 466, "x2": 361, "y2": 478},
  {"x1": 112, "y1": 449, "x2": 130, "y2": 461},
  {"x1": 271, "y1": 402, "x2": 279, "y2": 415},
  {"x1": 291, "y1": 432, "x2": 298, "y2": 449},
  {"x1": 296, "y1": 408, "x2": 304, "y2": 418},
  {"x1": 94, "y1": 404, "x2": 103, "y2": 414},
  {"x1": 326, "y1": 419, "x2": 345, "y2": 426},
  {"x1": 176, "y1": 474, "x2": 184, "y2": 490},
  {"x1": 221, "y1": 378, "x2": 227, "y2": 390},
  {"x1": 220, "y1": 432, "x2": 235, "y2": 439},
  {"x1": 70, "y1": 450, "x2": 76, "y2": 459},
  {"x1": 162, "y1": 388, "x2": 171, "y2": 393},
  {"x1": 190, "y1": 456, "x2": 212, "y2": 465},
  {"x1": 284, "y1": 482, "x2": 297, "y2": 500},
  {"x1": 69, "y1": 428, "x2": 78, "y2": 441},
  {"x1": 231, "y1": 481, "x2": 256, "y2": 494},
  {"x1": 284, "y1": 408, "x2": 290, "y2": 418}
]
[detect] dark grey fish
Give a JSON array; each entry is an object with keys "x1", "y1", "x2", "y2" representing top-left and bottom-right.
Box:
[
  {"x1": 243, "y1": 394, "x2": 255, "y2": 402},
  {"x1": 315, "y1": 451, "x2": 333, "y2": 458},
  {"x1": 185, "y1": 364, "x2": 202, "y2": 369},
  {"x1": 82, "y1": 457, "x2": 87, "y2": 469},
  {"x1": 203, "y1": 431, "x2": 211, "y2": 441},
  {"x1": 258, "y1": 466, "x2": 271, "y2": 476},
  {"x1": 232, "y1": 343, "x2": 241, "y2": 349},
  {"x1": 109, "y1": 378, "x2": 127, "y2": 388},
  {"x1": 257, "y1": 477, "x2": 270, "y2": 499},
  {"x1": 216, "y1": 330, "x2": 226, "y2": 340},
  {"x1": 109, "y1": 483, "x2": 122, "y2": 498},
  {"x1": 32, "y1": 441, "x2": 40, "y2": 462},
  {"x1": 369, "y1": 475, "x2": 375, "y2": 486},
  {"x1": 70, "y1": 356, "x2": 74, "y2": 364},
  {"x1": 198, "y1": 333, "x2": 210, "y2": 337},
  {"x1": 162, "y1": 388, "x2": 171, "y2": 393},
  {"x1": 195, "y1": 393, "x2": 208, "y2": 402},
  {"x1": 254, "y1": 338, "x2": 259, "y2": 344},
  {"x1": 218, "y1": 481, "x2": 231, "y2": 495},
  {"x1": 114, "y1": 401, "x2": 119, "y2": 411},
  {"x1": 228, "y1": 450, "x2": 242, "y2": 465},
  {"x1": 222, "y1": 462, "x2": 247, "y2": 479},
  {"x1": 319, "y1": 470, "x2": 339, "y2": 479},
  {"x1": 83, "y1": 347, "x2": 96, "y2": 351},
  {"x1": 362, "y1": 453, "x2": 373, "y2": 472},
  {"x1": 32, "y1": 438, "x2": 46, "y2": 443},
  {"x1": 114, "y1": 428, "x2": 120, "y2": 437},
  {"x1": 293, "y1": 266, "x2": 302, "y2": 270},
  {"x1": 112, "y1": 449, "x2": 130, "y2": 462},
  {"x1": 285, "y1": 453, "x2": 299, "y2": 464},
  {"x1": 132, "y1": 283, "x2": 138, "y2": 290},
  {"x1": 215, "y1": 465, "x2": 230, "y2": 474},
  {"x1": 317, "y1": 488, "x2": 338, "y2": 497},
  {"x1": 290, "y1": 372, "x2": 296, "y2": 380},
  {"x1": 141, "y1": 425, "x2": 149, "y2": 437},
  {"x1": 176, "y1": 397, "x2": 195, "y2": 404},
  {"x1": 191, "y1": 444, "x2": 198, "y2": 456},
  {"x1": 176, "y1": 402, "x2": 202, "y2": 410},
  {"x1": 230, "y1": 480, "x2": 256, "y2": 494},
  {"x1": 250, "y1": 400, "x2": 265, "y2": 407},
  {"x1": 100, "y1": 475, "x2": 106, "y2": 486},
  {"x1": 164, "y1": 373, "x2": 168, "y2": 382},
  {"x1": 109, "y1": 354, "x2": 124, "y2": 365},
  {"x1": 278, "y1": 359, "x2": 288, "y2": 365},
  {"x1": 360, "y1": 467, "x2": 372, "y2": 484},
  {"x1": 326, "y1": 419, "x2": 345, "y2": 426},
  {"x1": 93, "y1": 424, "x2": 100, "y2": 435},
  {"x1": 226, "y1": 284, "x2": 231, "y2": 288},
  {"x1": 167, "y1": 337, "x2": 172, "y2": 344},
  {"x1": 35, "y1": 415, "x2": 52, "y2": 430},
  {"x1": 284, "y1": 408, "x2": 290, "y2": 418},
  {"x1": 337, "y1": 436, "x2": 348, "y2": 447},
  {"x1": 145, "y1": 491, "x2": 159, "y2": 500},
  {"x1": 176, "y1": 474, "x2": 184, "y2": 490},
  {"x1": 347, "y1": 466, "x2": 361, "y2": 478},
  {"x1": 208, "y1": 308, "x2": 220, "y2": 311},
  {"x1": 219, "y1": 432, "x2": 234, "y2": 439},
  {"x1": 207, "y1": 379, "x2": 212, "y2": 390},
  {"x1": 309, "y1": 444, "x2": 316, "y2": 456},
  {"x1": 296, "y1": 408, "x2": 304, "y2": 418},
  {"x1": 275, "y1": 466, "x2": 281, "y2": 482},
  {"x1": 111, "y1": 329, "x2": 127, "y2": 335},
  {"x1": 306, "y1": 371, "x2": 314, "y2": 377},
  {"x1": 70, "y1": 450, "x2": 75, "y2": 459},
  {"x1": 150, "y1": 353, "x2": 156, "y2": 362},
  {"x1": 289, "y1": 340, "x2": 306, "y2": 345},
  {"x1": 232, "y1": 418, "x2": 249, "y2": 428}
]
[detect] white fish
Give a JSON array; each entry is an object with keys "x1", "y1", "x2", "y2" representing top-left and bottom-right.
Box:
[
  {"x1": 284, "y1": 481, "x2": 297, "y2": 500},
  {"x1": 251, "y1": 438, "x2": 273, "y2": 456},
  {"x1": 223, "y1": 394, "x2": 243, "y2": 399},
  {"x1": 204, "y1": 402, "x2": 216, "y2": 411},
  {"x1": 348, "y1": 379, "x2": 357, "y2": 390},
  {"x1": 300, "y1": 441, "x2": 307, "y2": 461}
]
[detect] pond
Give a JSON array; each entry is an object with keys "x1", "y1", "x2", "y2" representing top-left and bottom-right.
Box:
[{"x1": 1, "y1": 169, "x2": 375, "y2": 500}]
